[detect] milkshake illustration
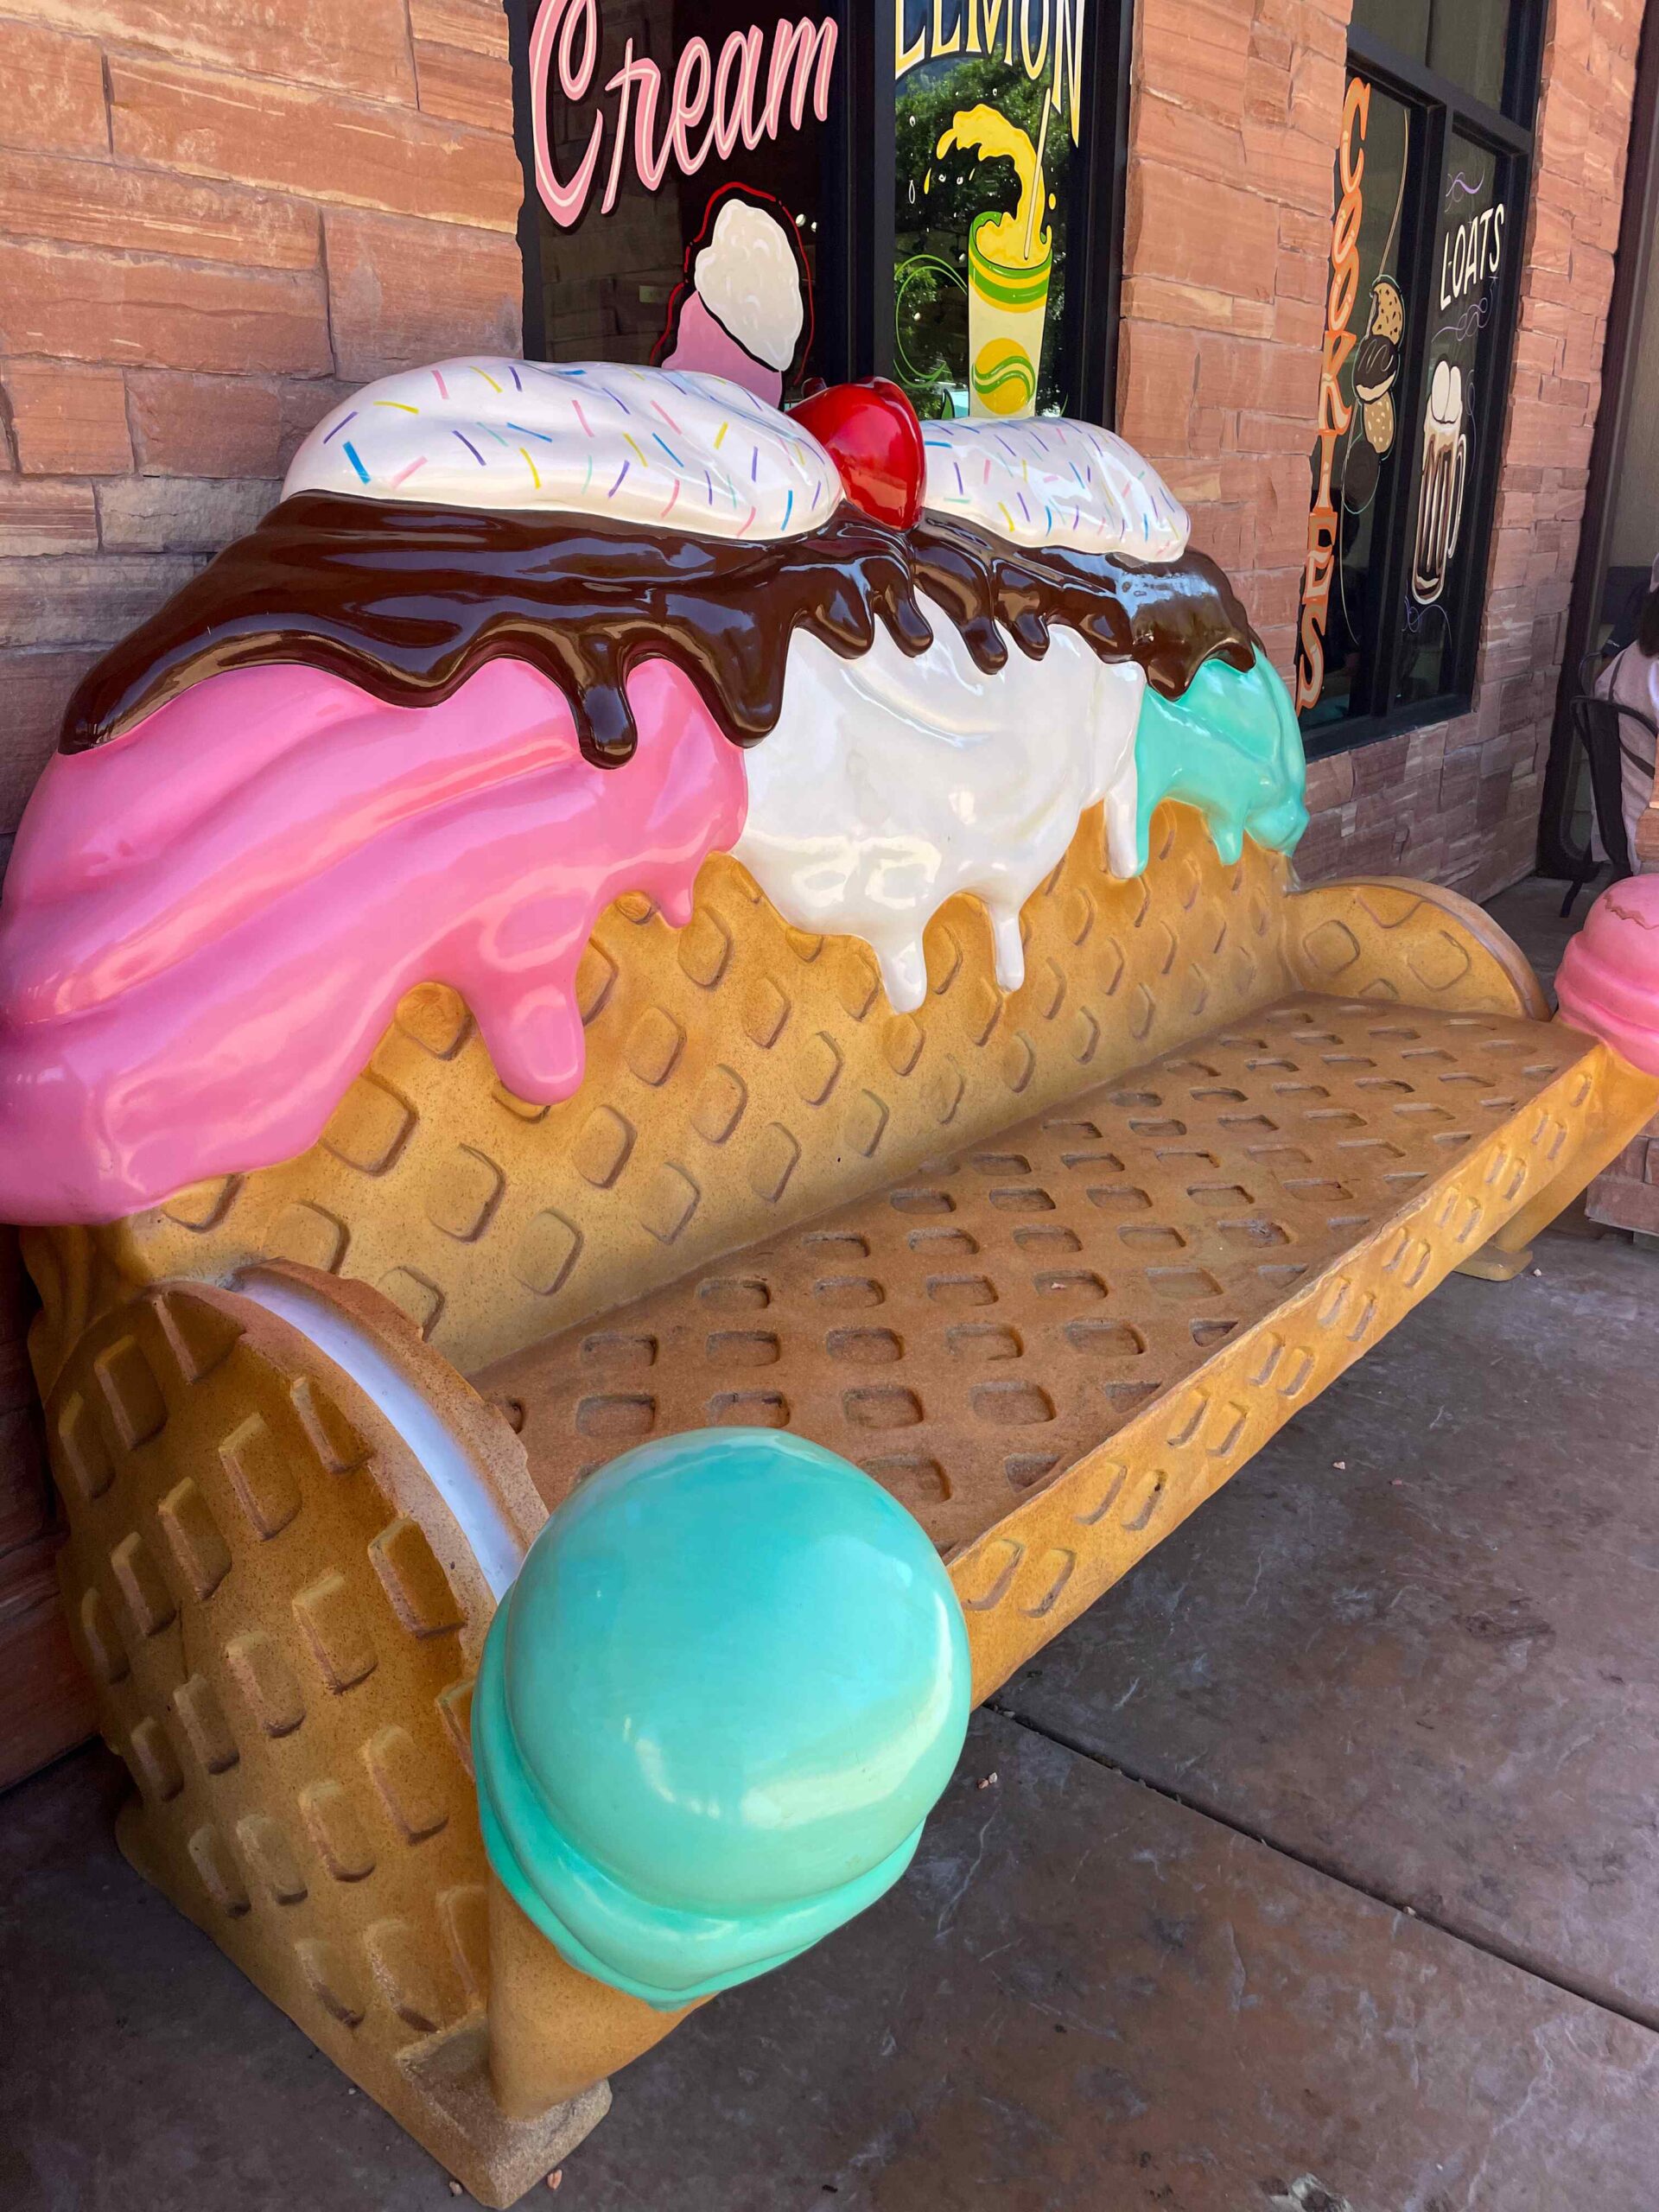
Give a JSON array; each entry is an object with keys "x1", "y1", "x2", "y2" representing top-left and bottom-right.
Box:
[
  {"x1": 937, "y1": 102, "x2": 1052, "y2": 418},
  {"x1": 1412, "y1": 356, "x2": 1468, "y2": 606}
]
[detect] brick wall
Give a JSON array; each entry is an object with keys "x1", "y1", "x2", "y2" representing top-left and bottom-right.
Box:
[
  {"x1": 1587, "y1": 1127, "x2": 1659, "y2": 1232},
  {"x1": 1120, "y1": 0, "x2": 1647, "y2": 905},
  {"x1": 1118, "y1": 0, "x2": 1346, "y2": 680},
  {"x1": 0, "y1": 0, "x2": 523, "y2": 859},
  {"x1": 0, "y1": 0, "x2": 524, "y2": 1783}
]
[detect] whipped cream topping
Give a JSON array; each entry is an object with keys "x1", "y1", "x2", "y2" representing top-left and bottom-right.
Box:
[
  {"x1": 692, "y1": 197, "x2": 805, "y2": 372},
  {"x1": 283, "y1": 359, "x2": 841, "y2": 540},
  {"x1": 921, "y1": 417, "x2": 1189, "y2": 562},
  {"x1": 734, "y1": 597, "x2": 1143, "y2": 1014}
]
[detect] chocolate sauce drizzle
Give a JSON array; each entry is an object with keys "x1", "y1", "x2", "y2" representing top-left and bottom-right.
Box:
[
  {"x1": 910, "y1": 516, "x2": 1256, "y2": 703},
  {"x1": 61, "y1": 493, "x2": 1256, "y2": 768}
]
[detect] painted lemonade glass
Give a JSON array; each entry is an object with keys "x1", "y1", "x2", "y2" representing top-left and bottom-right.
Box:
[{"x1": 967, "y1": 208, "x2": 1052, "y2": 417}]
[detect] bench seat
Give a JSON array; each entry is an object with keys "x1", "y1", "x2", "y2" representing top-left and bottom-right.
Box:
[{"x1": 480, "y1": 991, "x2": 1613, "y2": 1700}]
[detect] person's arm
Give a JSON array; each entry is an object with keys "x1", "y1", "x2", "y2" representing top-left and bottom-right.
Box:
[{"x1": 1632, "y1": 654, "x2": 1659, "y2": 867}]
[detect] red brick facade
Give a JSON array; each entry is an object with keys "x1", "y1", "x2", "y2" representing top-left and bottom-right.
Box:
[
  {"x1": 0, "y1": 0, "x2": 522, "y2": 866},
  {"x1": 1119, "y1": 0, "x2": 1344, "y2": 683},
  {"x1": 0, "y1": 0, "x2": 1649, "y2": 1779},
  {"x1": 1587, "y1": 1128, "x2": 1659, "y2": 1232}
]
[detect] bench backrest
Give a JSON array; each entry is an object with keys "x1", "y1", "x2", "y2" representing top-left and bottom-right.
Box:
[
  {"x1": 25, "y1": 807, "x2": 1300, "y2": 1386},
  {"x1": 22, "y1": 801, "x2": 1549, "y2": 1398}
]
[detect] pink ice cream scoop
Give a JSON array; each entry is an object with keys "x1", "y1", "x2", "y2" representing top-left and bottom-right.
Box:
[
  {"x1": 0, "y1": 657, "x2": 747, "y2": 1224},
  {"x1": 664, "y1": 295, "x2": 785, "y2": 409},
  {"x1": 1556, "y1": 874, "x2": 1659, "y2": 1074}
]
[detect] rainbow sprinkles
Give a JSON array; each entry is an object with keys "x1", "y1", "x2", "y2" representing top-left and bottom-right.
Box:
[
  {"x1": 919, "y1": 416, "x2": 1189, "y2": 558},
  {"x1": 288, "y1": 360, "x2": 842, "y2": 540}
]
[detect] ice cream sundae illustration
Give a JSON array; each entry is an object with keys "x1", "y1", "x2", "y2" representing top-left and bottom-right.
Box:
[{"x1": 654, "y1": 185, "x2": 810, "y2": 407}]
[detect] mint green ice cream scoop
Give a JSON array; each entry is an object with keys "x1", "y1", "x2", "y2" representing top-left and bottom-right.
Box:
[{"x1": 473, "y1": 1427, "x2": 972, "y2": 2009}]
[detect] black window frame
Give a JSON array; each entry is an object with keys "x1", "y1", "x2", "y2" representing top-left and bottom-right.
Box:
[
  {"x1": 1299, "y1": 9, "x2": 1545, "y2": 761},
  {"x1": 505, "y1": 0, "x2": 1131, "y2": 429}
]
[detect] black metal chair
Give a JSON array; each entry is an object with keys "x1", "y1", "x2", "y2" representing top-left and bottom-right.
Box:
[{"x1": 1560, "y1": 688, "x2": 1658, "y2": 917}]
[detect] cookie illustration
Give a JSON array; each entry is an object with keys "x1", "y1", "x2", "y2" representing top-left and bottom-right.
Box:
[
  {"x1": 1343, "y1": 434, "x2": 1380, "y2": 508},
  {"x1": 1353, "y1": 329, "x2": 1398, "y2": 406},
  {"x1": 1370, "y1": 276, "x2": 1404, "y2": 345}
]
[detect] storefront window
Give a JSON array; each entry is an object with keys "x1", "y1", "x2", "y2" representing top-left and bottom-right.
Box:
[
  {"x1": 1296, "y1": 79, "x2": 1416, "y2": 730},
  {"x1": 1295, "y1": 8, "x2": 1542, "y2": 749},
  {"x1": 1350, "y1": 0, "x2": 1516, "y2": 117},
  {"x1": 507, "y1": 3, "x2": 1129, "y2": 423},
  {"x1": 891, "y1": 0, "x2": 1095, "y2": 420},
  {"x1": 510, "y1": 2, "x2": 851, "y2": 392},
  {"x1": 1396, "y1": 132, "x2": 1513, "y2": 708}
]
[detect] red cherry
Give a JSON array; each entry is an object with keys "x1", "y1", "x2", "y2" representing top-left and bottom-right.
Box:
[{"x1": 789, "y1": 378, "x2": 926, "y2": 531}]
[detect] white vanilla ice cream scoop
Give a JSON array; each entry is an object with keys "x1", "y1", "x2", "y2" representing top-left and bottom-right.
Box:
[
  {"x1": 283, "y1": 356, "x2": 1173, "y2": 1018},
  {"x1": 921, "y1": 416, "x2": 1190, "y2": 562},
  {"x1": 692, "y1": 197, "x2": 806, "y2": 373},
  {"x1": 734, "y1": 596, "x2": 1145, "y2": 1013}
]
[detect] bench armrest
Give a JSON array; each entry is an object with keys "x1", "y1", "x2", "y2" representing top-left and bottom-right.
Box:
[{"x1": 1284, "y1": 874, "x2": 1550, "y2": 1022}]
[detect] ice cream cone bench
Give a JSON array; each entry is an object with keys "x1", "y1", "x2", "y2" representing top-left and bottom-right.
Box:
[{"x1": 6, "y1": 357, "x2": 1658, "y2": 2207}]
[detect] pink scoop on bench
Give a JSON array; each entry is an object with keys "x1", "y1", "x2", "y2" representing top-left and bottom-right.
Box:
[{"x1": 1557, "y1": 874, "x2": 1659, "y2": 1077}]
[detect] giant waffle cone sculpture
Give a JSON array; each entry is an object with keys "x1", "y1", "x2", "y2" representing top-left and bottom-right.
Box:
[
  {"x1": 45, "y1": 1271, "x2": 597, "y2": 2196},
  {"x1": 8, "y1": 348, "x2": 1657, "y2": 2205}
]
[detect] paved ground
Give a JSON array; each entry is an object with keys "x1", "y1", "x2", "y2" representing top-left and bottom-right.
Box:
[{"x1": 7, "y1": 878, "x2": 1659, "y2": 2212}]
